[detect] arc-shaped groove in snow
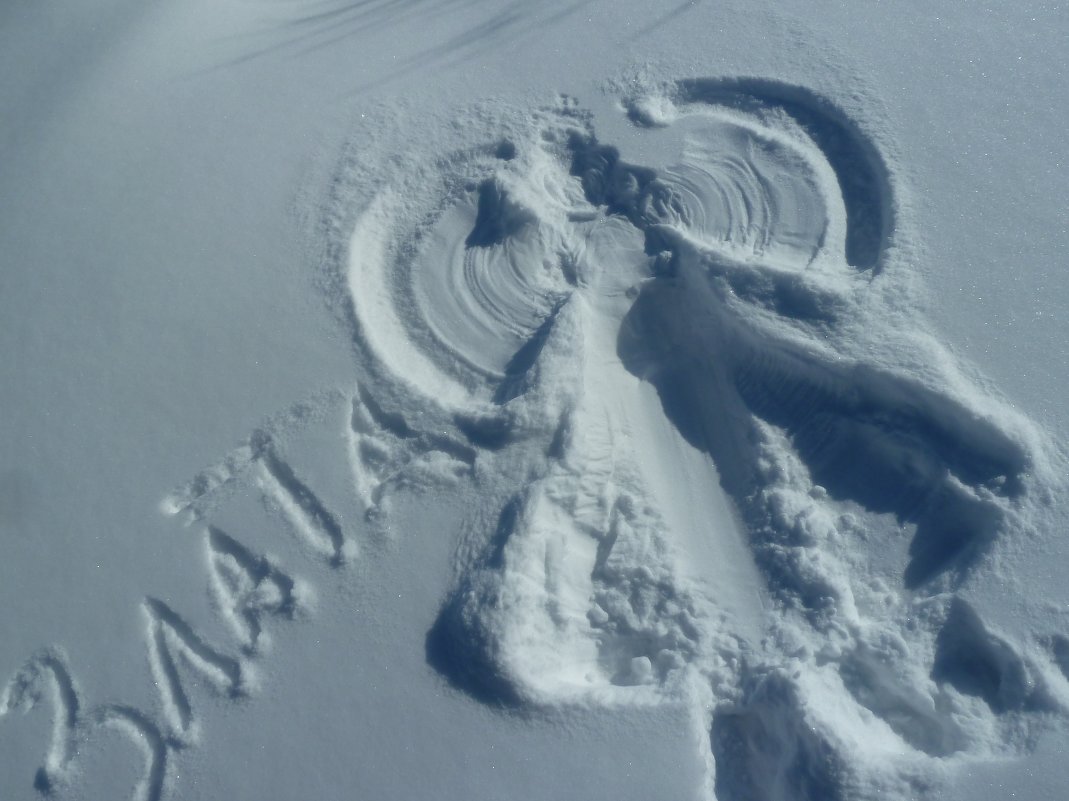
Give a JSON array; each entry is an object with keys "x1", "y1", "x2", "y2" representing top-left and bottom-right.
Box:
[{"x1": 674, "y1": 77, "x2": 895, "y2": 271}]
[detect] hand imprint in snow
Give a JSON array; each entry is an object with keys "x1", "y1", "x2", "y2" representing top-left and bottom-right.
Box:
[{"x1": 331, "y1": 80, "x2": 1069, "y2": 800}]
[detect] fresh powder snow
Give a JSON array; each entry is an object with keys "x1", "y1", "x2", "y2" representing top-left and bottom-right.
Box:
[{"x1": 3, "y1": 2, "x2": 1069, "y2": 801}]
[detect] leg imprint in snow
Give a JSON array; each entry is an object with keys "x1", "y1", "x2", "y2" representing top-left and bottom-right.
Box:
[{"x1": 330, "y1": 82, "x2": 1060, "y2": 799}]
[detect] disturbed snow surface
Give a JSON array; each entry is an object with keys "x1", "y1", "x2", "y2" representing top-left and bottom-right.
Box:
[
  {"x1": 4, "y1": 3, "x2": 1069, "y2": 801},
  {"x1": 313, "y1": 86, "x2": 1069, "y2": 800}
]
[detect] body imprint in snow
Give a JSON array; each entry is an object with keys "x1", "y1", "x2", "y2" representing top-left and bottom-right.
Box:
[{"x1": 332, "y1": 81, "x2": 1067, "y2": 801}]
